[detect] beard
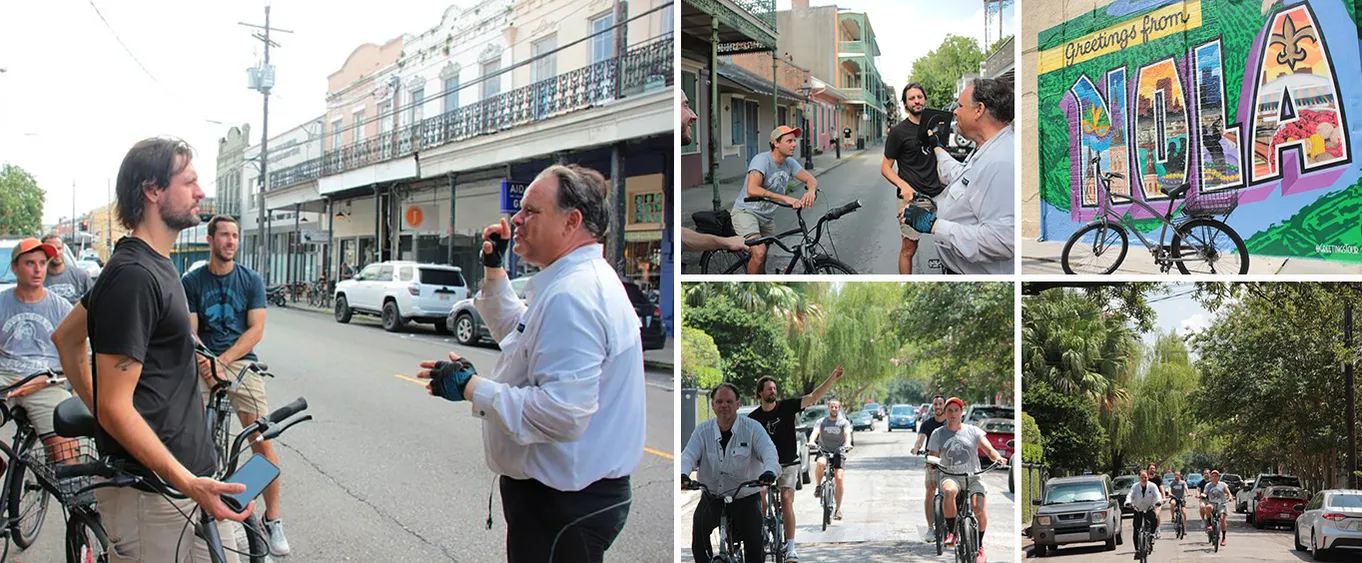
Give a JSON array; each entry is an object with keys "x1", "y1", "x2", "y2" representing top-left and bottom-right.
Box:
[
  {"x1": 162, "y1": 203, "x2": 201, "y2": 231},
  {"x1": 762, "y1": 393, "x2": 776, "y2": 404},
  {"x1": 213, "y1": 246, "x2": 236, "y2": 263},
  {"x1": 682, "y1": 122, "x2": 693, "y2": 146},
  {"x1": 908, "y1": 105, "x2": 923, "y2": 116}
]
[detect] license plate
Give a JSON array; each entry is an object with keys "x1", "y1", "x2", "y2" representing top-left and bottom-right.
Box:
[
  {"x1": 1279, "y1": 513, "x2": 1290, "y2": 519},
  {"x1": 439, "y1": 294, "x2": 450, "y2": 301}
]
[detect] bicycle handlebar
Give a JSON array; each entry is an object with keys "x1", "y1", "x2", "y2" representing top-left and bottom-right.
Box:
[
  {"x1": 682, "y1": 479, "x2": 769, "y2": 497},
  {"x1": 0, "y1": 369, "x2": 64, "y2": 395},
  {"x1": 926, "y1": 456, "x2": 1006, "y2": 476},
  {"x1": 267, "y1": 397, "x2": 308, "y2": 424}
]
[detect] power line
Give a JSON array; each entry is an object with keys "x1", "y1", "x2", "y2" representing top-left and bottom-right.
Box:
[{"x1": 86, "y1": 0, "x2": 159, "y2": 84}]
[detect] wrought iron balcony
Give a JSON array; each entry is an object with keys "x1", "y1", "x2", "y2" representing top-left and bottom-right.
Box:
[
  {"x1": 730, "y1": 0, "x2": 776, "y2": 29},
  {"x1": 267, "y1": 36, "x2": 674, "y2": 191},
  {"x1": 839, "y1": 41, "x2": 865, "y2": 54}
]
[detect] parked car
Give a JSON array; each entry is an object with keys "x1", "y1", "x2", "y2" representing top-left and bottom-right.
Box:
[
  {"x1": 863, "y1": 402, "x2": 884, "y2": 420},
  {"x1": 849, "y1": 409, "x2": 873, "y2": 432},
  {"x1": 1030, "y1": 474, "x2": 1121, "y2": 556},
  {"x1": 1222, "y1": 473, "x2": 1245, "y2": 495},
  {"x1": 1187, "y1": 473, "x2": 1205, "y2": 490},
  {"x1": 964, "y1": 404, "x2": 1014, "y2": 426},
  {"x1": 74, "y1": 258, "x2": 103, "y2": 279},
  {"x1": 743, "y1": 404, "x2": 809, "y2": 489},
  {"x1": 1110, "y1": 475, "x2": 1138, "y2": 515},
  {"x1": 917, "y1": 404, "x2": 932, "y2": 422},
  {"x1": 334, "y1": 261, "x2": 469, "y2": 333},
  {"x1": 1240, "y1": 474, "x2": 1303, "y2": 521},
  {"x1": 1254, "y1": 485, "x2": 1309, "y2": 529},
  {"x1": 1294, "y1": 488, "x2": 1362, "y2": 559},
  {"x1": 887, "y1": 404, "x2": 917, "y2": 432},
  {"x1": 444, "y1": 275, "x2": 663, "y2": 350},
  {"x1": 977, "y1": 418, "x2": 1014, "y2": 464},
  {"x1": 0, "y1": 239, "x2": 80, "y2": 293}
]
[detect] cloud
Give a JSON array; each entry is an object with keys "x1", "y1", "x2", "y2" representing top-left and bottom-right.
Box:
[{"x1": 1178, "y1": 312, "x2": 1212, "y2": 337}]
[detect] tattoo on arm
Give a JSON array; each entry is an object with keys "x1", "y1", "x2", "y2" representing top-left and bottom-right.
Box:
[{"x1": 115, "y1": 358, "x2": 135, "y2": 371}]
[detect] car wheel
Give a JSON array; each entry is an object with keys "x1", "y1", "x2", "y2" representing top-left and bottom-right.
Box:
[
  {"x1": 1105, "y1": 531, "x2": 1117, "y2": 551},
  {"x1": 1312, "y1": 530, "x2": 1329, "y2": 561},
  {"x1": 334, "y1": 295, "x2": 352, "y2": 324},
  {"x1": 1254, "y1": 512, "x2": 1265, "y2": 529},
  {"x1": 1246, "y1": 510, "x2": 1255, "y2": 526},
  {"x1": 1116, "y1": 527, "x2": 1123, "y2": 546},
  {"x1": 382, "y1": 301, "x2": 405, "y2": 332},
  {"x1": 454, "y1": 314, "x2": 476, "y2": 345},
  {"x1": 1294, "y1": 522, "x2": 1307, "y2": 551},
  {"x1": 1033, "y1": 543, "x2": 1047, "y2": 557}
]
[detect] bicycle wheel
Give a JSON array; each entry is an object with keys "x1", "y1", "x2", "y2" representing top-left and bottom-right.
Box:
[
  {"x1": 1172, "y1": 218, "x2": 1249, "y2": 274},
  {"x1": 956, "y1": 516, "x2": 978, "y2": 563},
  {"x1": 700, "y1": 250, "x2": 749, "y2": 274},
  {"x1": 934, "y1": 495, "x2": 945, "y2": 556},
  {"x1": 1061, "y1": 222, "x2": 1129, "y2": 274},
  {"x1": 65, "y1": 509, "x2": 108, "y2": 563},
  {"x1": 9, "y1": 432, "x2": 50, "y2": 549},
  {"x1": 821, "y1": 482, "x2": 832, "y2": 531},
  {"x1": 811, "y1": 257, "x2": 857, "y2": 275}
]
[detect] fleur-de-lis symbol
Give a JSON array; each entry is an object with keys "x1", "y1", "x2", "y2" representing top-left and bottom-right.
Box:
[{"x1": 1269, "y1": 14, "x2": 1317, "y2": 71}]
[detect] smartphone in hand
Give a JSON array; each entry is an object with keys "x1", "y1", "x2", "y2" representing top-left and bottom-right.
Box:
[{"x1": 221, "y1": 455, "x2": 280, "y2": 513}]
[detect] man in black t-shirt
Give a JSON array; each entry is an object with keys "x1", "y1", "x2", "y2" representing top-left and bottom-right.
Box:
[
  {"x1": 1146, "y1": 463, "x2": 1165, "y2": 538},
  {"x1": 912, "y1": 395, "x2": 948, "y2": 538},
  {"x1": 52, "y1": 137, "x2": 252, "y2": 562},
  {"x1": 882, "y1": 83, "x2": 947, "y2": 274},
  {"x1": 748, "y1": 364, "x2": 844, "y2": 562}
]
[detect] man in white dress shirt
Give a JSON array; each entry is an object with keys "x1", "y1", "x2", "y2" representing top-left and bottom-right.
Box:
[
  {"x1": 417, "y1": 164, "x2": 644, "y2": 563},
  {"x1": 901, "y1": 77, "x2": 1016, "y2": 274}
]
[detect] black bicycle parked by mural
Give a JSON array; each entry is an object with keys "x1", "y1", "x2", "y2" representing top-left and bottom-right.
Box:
[{"x1": 1061, "y1": 152, "x2": 1250, "y2": 275}]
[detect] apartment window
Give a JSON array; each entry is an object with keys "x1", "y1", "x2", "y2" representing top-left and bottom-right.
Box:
[
  {"x1": 481, "y1": 60, "x2": 501, "y2": 100},
  {"x1": 379, "y1": 101, "x2": 392, "y2": 135},
  {"x1": 353, "y1": 109, "x2": 366, "y2": 144},
  {"x1": 532, "y1": 35, "x2": 557, "y2": 83},
  {"x1": 590, "y1": 12, "x2": 615, "y2": 63},
  {"x1": 682, "y1": 70, "x2": 698, "y2": 154},
  {"x1": 779, "y1": 106, "x2": 788, "y2": 127},
  {"x1": 409, "y1": 87, "x2": 425, "y2": 127},
  {"x1": 731, "y1": 100, "x2": 745, "y2": 146},
  {"x1": 331, "y1": 118, "x2": 343, "y2": 150},
  {"x1": 661, "y1": 2, "x2": 673, "y2": 38},
  {"x1": 444, "y1": 76, "x2": 459, "y2": 114}
]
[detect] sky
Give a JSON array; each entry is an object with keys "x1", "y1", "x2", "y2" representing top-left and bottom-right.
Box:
[
  {"x1": 774, "y1": 0, "x2": 1015, "y2": 102},
  {"x1": 2, "y1": 0, "x2": 471, "y2": 225},
  {"x1": 1146, "y1": 282, "x2": 1214, "y2": 344}
]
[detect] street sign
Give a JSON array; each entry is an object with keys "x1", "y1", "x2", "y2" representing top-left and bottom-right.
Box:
[{"x1": 500, "y1": 180, "x2": 529, "y2": 214}]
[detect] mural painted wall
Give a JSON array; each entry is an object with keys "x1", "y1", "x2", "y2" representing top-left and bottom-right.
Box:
[{"x1": 1036, "y1": 0, "x2": 1362, "y2": 261}]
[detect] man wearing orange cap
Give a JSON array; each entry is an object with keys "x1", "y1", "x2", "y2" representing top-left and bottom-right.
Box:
[
  {"x1": 731, "y1": 125, "x2": 819, "y2": 274},
  {"x1": 0, "y1": 238, "x2": 79, "y2": 459},
  {"x1": 927, "y1": 397, "x2": 1008, "y2": 563}
]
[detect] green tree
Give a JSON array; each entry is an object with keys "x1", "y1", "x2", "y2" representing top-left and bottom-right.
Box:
[
  {"x1": 907, "y1": 35, "x2": 985, "y2": 109},
  {"x1": 0, "y1": 163, "x2": 45, "y2": 236},
  {"x1": 1024, "y1": 380, "x2": 1107, "y2": 474},
  {"x1": 682, "y1": 294, "x2": 795, "y2": 400},
  {"x1": 895, "y1": 282, "x2": 1013, "y2": 403},
  {"x1": 1125, "y1": 333, "x2": 1199, "y2": 468},
  {"x1": 680, "y1": 326, "x2": 723, "y2": 389},
  {"x1": 1021, "y1": 411, "x2": 1044, "y2": 464},
  {"x1": 986, "y1": 35, "x2": 1013, "y2": 58}
]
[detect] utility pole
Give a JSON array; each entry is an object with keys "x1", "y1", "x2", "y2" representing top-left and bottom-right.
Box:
[
  {"x1": 1348, "y1": 303, "x2": 1358, "y2": 489},
  {"x1": 241, "y1": 3, "x2": 291, "y2": 277}
]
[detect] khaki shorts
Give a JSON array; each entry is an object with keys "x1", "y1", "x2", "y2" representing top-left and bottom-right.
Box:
[
  {"x1": 1, "y1": 374, "x2": 71, "y2": 436},
  {"x1": 942, "y1": 475, "x2": 988, "y2": 498},
  {"x1": 731, "y1": 209, "x2": 775, "y2": 239},
  {"x1": 199, "y1": 359, "x2": 270, "y2": 418},
  {"x1": 777, "y1": 464, "x2": 801, "y2": 490},
  {"x1": 96, "y1": 485, "x2": 240, "y2": 562}
]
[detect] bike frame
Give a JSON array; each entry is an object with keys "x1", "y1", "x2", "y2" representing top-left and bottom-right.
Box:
[
  {"x1": 764, "y1": 482, "x2": 785, "y2": 560},
  {"x1": 1085, "y1": 155, "x2": 1228, "y2": 264}
]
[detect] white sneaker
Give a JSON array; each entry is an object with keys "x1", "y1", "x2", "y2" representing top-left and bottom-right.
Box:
[
  {"x1": 265, "y1": 518, "x2": 291, "y2": 556},
  {"x1": 785, "y1": 545, "x2": 799, "y2": 561}
]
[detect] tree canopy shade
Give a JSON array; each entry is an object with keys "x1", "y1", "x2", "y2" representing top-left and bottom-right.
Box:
[
  {"x1": 0, "y1": 164, "x2": 45, "y2": 236},
  {"x1": 906, "y1": 35, "x2": 985, "y2": 110},
  {"x1": 681, "y1": 326, "x2": 722, "y2": 389}
]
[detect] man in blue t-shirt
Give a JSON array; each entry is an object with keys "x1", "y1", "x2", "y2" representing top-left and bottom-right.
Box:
[
  {"x1": 181, "y1": 215, "x2": 291, "y2": 556},
  {"x1": 731, "y1": 126, "x2": 819, "y2": 274}
]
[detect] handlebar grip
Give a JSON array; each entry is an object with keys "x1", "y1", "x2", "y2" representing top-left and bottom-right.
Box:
[
  {"x1": 56, "y1": 462, "x2": 116, "y2": 480},
  {"x1": 826, "y1": 200, "x2": 862, "y2": 220},
  {"x1": 261, "y1": 414, "x2": 312, "y2": 442},
  {"x1": 267, "y1": 397, "x2": 308, "y2": 424},
  {"x1": 743, "y1": 196, "x2": 764, "y2": 203}
]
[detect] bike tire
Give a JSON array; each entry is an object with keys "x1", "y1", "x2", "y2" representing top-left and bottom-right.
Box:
[
  {"x1": 1172, "y1": 217, "x2": 1249, "y2": 275},
  {"x1": 934, "y1": 494, "x2": 945, "y2": 556},
  {"x1": 1061, "y1": 221, "x2": 1129, "y2": 274},
  {"x1": 811, "y1": 257, "x2": 857, "y2": 275},
  {"x1": 821, "y1": 483, "x2": 832, "y2": 532},
  {"x1": 65, "y1": 509, "x2": 108, "y2": 563},
  {"x1": 240, "y1": 513, "x2": 270, "y2": 563},
  {"x1": 958, "y1": 516, "x2": 979, "y2": 563},
  {"x1": 9, "y1": 431, "x2": 49, "y2": 549},
  {"x1": 699, "y1": 250, "x2": 749, "y2": 274}
]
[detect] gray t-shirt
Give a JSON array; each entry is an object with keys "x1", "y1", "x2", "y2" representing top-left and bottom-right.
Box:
[
  {"x1": 44, "y1": 265, "x2": 92, "y2": 305},
  {"x1": 732, "y1": 150, "x2": 806, "y2": 223},
  {"x1": 927, "y1": 423, "x2": 988, "y2": 475},
  {"x1": 815, "y1": 415, "x2": 853, "y2": 450},
  {"x1": 1204, "y1": 482, "x2": 1231, "y2": 505},
  {"x1": 1168, "y1": 480, "x2": 1188, "y2": 500},
  {"x1": 0, "y1": 289, "x2": 74, "y2": 379}
]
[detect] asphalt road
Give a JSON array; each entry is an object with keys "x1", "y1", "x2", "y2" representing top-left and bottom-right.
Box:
[
  {"x1": 678, "y1": 417, "x2": 1016, "y2": 562},
  {"x1": 6, "y1": 306, "x2": 675, "y2": 562},
  {"x1": 1029, "y1": 496, "x2": 1313, "y2": 561}
]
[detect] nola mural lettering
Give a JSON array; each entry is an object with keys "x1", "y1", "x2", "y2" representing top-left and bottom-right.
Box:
[{"x1": 1036, "y1": 0, "x2": 1362, "y2": 261}]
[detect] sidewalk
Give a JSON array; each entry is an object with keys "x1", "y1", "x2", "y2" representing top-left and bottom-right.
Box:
[
  {"x1": 1022, "y1": 239, "x2": 1362, "y2": 274},
  {"x1": 276, "y1": 298, "x2": 675, "y2": 370},
  {"x1": 680, "y1": 148, "x2": 868, "y2": 228}
]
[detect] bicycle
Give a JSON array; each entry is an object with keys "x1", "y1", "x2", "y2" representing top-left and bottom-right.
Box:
[
  {"x1": 695, "y1": 197, "x2": 862, "y2": 274},
  {"x1": 762, "y1": 476, "x2": 787, "y2": 563},
  {"x1": 1061, "y1": 151, "x2": 1249, "y2": 275},
  {"x1": 813, "y1": 446, "x2": 850, "y2": 531},
  {"x1": 53, "y1": 395, "x2": 310, "y2": 563},
  {"x1": 0, "y1": 368, "x2": 72, "y2": 556},
  {"x1": 1126, "y1": 505, "x2": 1160, "y2": 563},
  {"x1": 1171, "y1": 496, "x2": 1186, "y2": 540},
  {"x1": 927, "y1": 456, "x2": 1004, "y2": 563},
  {"x1": 307, "y1": 280, "x2": 332, "y2": 309},
  {"x1": 682, "y1": 478, "x2": 768, "y2": 563},
  {"x1": 1205, "y1": 500, "x2": 1226, "y2": 552}
]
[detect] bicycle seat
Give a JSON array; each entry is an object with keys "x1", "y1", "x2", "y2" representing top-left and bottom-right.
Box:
[
  {"x1": 54, "y1": 396, "x2": 97, "y2": 439},
  {"x1": 1160, "y1": 183, "x2": 1191, "y2": 199}
]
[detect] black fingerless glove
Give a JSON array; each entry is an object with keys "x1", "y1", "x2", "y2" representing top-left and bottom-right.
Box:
[{"x1": 480, "y1": 233, "x2": 509, "y2": 268}]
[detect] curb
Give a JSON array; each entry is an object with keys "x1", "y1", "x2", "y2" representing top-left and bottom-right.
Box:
[{"x1": 644, "y1": 360, "x2": 675, "y2": 371}]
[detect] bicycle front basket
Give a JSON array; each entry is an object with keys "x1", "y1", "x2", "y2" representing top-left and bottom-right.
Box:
[
  {"x1": 1183, "y1": 190, "x2": 1239, "y2": 217},
  {"x1": 23, "y1": 436, "x2": 100, "y2": 506}
]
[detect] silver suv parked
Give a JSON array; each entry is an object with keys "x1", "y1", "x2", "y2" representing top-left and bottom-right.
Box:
[
  {"x1": 334, "y1": 261, "x2": 469, "y2": 332},
  {"x1": 1031, "y1": 474, "x2": 1122, "y2": 556}
]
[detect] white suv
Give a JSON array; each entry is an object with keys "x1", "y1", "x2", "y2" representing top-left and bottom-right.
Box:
[{"x1": 333, "y1": 261, "x2": 469, "y2": 333}]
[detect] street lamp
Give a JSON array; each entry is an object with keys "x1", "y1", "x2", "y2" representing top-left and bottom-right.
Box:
[{"x1": 799, "y1": 79, "x2": 815, "y2": 171}]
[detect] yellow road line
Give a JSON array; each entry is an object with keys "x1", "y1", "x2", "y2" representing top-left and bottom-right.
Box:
[{"x1": 397, "y1": 374, "x2": 675, "y2": 461}]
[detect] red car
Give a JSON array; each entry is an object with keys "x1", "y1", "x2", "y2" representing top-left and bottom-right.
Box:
[
  {"x1": 976, "y1": 417, "x2": 1014, "y2": 465},
  {"x1": 1255, "y1": 485, "x2": 1309, "y2": 529}
]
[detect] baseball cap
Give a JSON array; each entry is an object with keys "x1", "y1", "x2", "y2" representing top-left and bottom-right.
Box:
[
  {"x1": 9, "y1": 238, "x2": 56, "y2": 265},
  {"x1": 769, "y1": 125, "x2": 802, "y2": 144},
  {"x1": 944, "y1": 397, "x2": 965, "y2": 410},
  {"x1": 1211, "y1": 470, "x2": 1221, "y2": 476}
]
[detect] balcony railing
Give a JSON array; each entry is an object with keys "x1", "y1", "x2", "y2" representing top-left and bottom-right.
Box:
[
  {"x1": 730, "y1": 0, "x2": 776, "y2": 30},
  {"x1": 839, "y1": 41, "x2": 864, "y2": 54},
  {"x1": 267, "y1": 36, "x2": 674, "y2": 192}
]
